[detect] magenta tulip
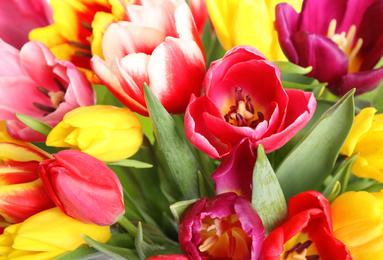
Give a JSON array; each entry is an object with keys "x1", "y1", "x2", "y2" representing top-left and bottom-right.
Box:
[
  {"x1": 0, "y1": 0, "x2": 52, "y2": 49},
  {"x1": 91, "y1": 0, "x2": 206, "y2": 116},
  {"x1": 275, "y1": 0, "x2": 383, "y2": 96},
  {"x1": 179, "y1": 192, "x2": 265, "y2": 260},
  {"x1": 0, "y1": 40, "x2": 95, "y2": 142},
  {"x1": 185, "y1": 45, "x2": 316, "y2": 159},
  {"x1": 38, "y1": 150, "x2": 124, "y2": 226}
]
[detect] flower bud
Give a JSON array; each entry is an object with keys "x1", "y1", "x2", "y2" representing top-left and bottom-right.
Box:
[
  {"x1": 46, "y1": 105, "x2": 143, "y2": 162},
  {"x1": 38, "y1": 150, "x2": 125, "y2": 226}
]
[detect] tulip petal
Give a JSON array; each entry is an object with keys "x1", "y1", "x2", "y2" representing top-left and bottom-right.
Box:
[{"x1": 0, "y1": 39, "x2": 23, "y2": 76}]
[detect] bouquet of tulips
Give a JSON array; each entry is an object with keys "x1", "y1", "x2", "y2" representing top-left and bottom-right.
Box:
[{"x1": 0, "y1": 0, "x2": 383, "y2": 259}]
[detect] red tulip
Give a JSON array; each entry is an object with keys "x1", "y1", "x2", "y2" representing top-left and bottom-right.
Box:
[
  {"x1": 179, "y1": 193, "x2": 265, "y2": 260},
  {"x1": 0, "y1": 40, "x2": 95, "y2": 142},
  {"x1": 185, "y1": 45, "x2": 316, "y2": 159},
  {"x1": 38, "y1": 150, "x2": 124, "y2": 226},
  {"x1": 146, "y1": 255, "x2": 189, "y2": 260},
  {"x1": 262, "y1": 191, "x2": 351, "y2": 260},
  {"x1": 91, "y1": 0, "x2": 206, "y2": 116}
]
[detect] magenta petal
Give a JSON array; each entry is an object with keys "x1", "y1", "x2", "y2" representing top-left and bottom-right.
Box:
[
  {"x1": 327, "y1": 67, "x2": 383, "y2": 96},
  {"x1": 292, "y1": 32, "x2": 349, "y2": 83},
  {"x1": 212, "y1": 138, "x2": 256, "y2": 201}
]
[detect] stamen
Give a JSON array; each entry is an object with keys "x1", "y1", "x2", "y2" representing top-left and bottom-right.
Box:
[
  {"x1": 81, "y1": 21, "x2": 93, "y2": 32},
  {"x1": 74, "y1": 50, "x2": 92, "y2": 58},
  {"x1": 198, "y1": 235, "x2": 219, "y2": 252},
  {"x1": 292, "y1": 248, "x2": 307, "y2": 260},
  {"x1": 295, "y1": 240, "x2": 312, "y2": 253},
  {"x1": 326, "y1": 19, "x2": 337, "y2": 38},
  {"x1": 306, "y1": 256, "x2": 320, "y2": 260},
  {"x1": 236, "y1": 113, "x2": 247, "y2": 127},
  {"x1": 227, "y1": 233, "x2": 236, "y2": 258},
  {"x1": 224, "y1": 114, "x2": 230, "y2": 123},
  {"x1": 37, "y1": 86, "x2": 50, "y2": 97},
  {"x1": 201, "y1": 223, "x2": 210, "y2": 231},
  {"x1": 235, "y1": 87, "x2": 244, "y2": 106},
  {"x1": 238, "y1": 101, "x2": 254, "y2": 120},
  {"x1": 245, "y1": 95, "x2": 254, "y2": 113},
  {"x1": 344, "y1": 25, "x2": 356, "y2": 53},
  {"x1": 206, "y1": 224, "x2": 216, "y2": 232},
  {"x1": 69, "y1": 41, "x2": 91, "y2": 50},
  {"x1": 348, "y1": 38, "x2": 363, "y2": 64},
  {"x1": 257, "y1": 111, "x2": 264, "y2": 121},
  {"x1": 33, "y1": 102, "x2": 56, "y2": 113},
  {"x1": 54, "y1": 78, "x2": 67, "y2": 92}
]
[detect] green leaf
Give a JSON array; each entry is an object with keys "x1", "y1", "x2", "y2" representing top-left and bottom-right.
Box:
[
  {"x1": 170, "y1": 199, "x2": 198, "y2": 225},
  {"x1": 325, "y1": 181, "x2": 341, "y2": 203},
  {"x1": 274, "y1": 61, "x2": 312, "y2": 74},
  {"x1": 107, "y1": 159, "x2": 153, "y2": 168},
  {"x1": 53, "y1": 245, "x2": 100, "y2": 260},
  {"x1": 276, "y1": 89, "x2": 355, "y2": 199},
  {"x1": 82, "y1": 235, "x2": 139, "y2": 260},
  {"x1": 144, "y1": 83, "x2": 200, "y2": 199},
  {"x1": 252, "y1": 145, "x2": 287, "y2": 235},
  {"x1": 135, "y1": 223, "x2": 165, "y2": 260},
  {"x1": 373, "y1": 55, "x2": 383, "y2": 69},
  {"x1": 281, "y1": 73, "x2": 328, "y2": 89},
  {"x1": 15, "y1": 113, "x2": 53, "y2": 136}
]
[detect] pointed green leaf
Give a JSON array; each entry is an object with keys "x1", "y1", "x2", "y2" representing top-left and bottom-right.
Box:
[
  {"x1": 276, "y1": 89, "x2": 355, "y2": 199},
  {"x1": 82, "y1": 235, "x2": 139, "y2": 260},
  {"x1": 135, "y1": 222, "x2": 165, "y2": 260},
  {"x1": 15, "y1": 113, "x2": 53, "y2": 136},
  {"x1": 53, "y1": 245, "x2": 99, "y2": 260},
  {"x1": 325, "y1": 181, "x2": 341, "y2": 203},
  {"x1": 281, "y1": 73, "x2": 327, "y2": 89},
  {"x1": 252, "y1": 145, "x2": 287, "y2": 235},
  {"x1": 144, "y1": 83, "x2": 199, "y2": 199},
  {"x1": 170, "y1": 199, "x2": 198, "y2": 225},
  {"x1": 274, "y1": 61, "x2": 312, "y2": 74},
  {"x1": 107, "y1": 159, "x2": 153, "y2": 168}
]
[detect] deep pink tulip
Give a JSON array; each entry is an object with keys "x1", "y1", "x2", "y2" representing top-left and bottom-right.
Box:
[
  {"x1": 275, "y1": 0, "x2": 383, "y2": 96},
  {"x1": 212, "y1": 138, "x2": 256, "y2": 201},
  {"x1": 91, "y1": 0, "x2": 206, "y2": 116},
  {"x1": 185, "y1": 45, "x2": 316, "y2": 159},
  {"x1": 179, "y1": 193, "x2": 265, "y2": 260},
  {"x1": 38, "y1": 150, "x2": 125, "y2": 226},
  {"x1": 0, "y1": 40, "x2": 95, "y2": 142},
  {"x1": 0, "y1": 0, "x2": 52, "y2": 49}
]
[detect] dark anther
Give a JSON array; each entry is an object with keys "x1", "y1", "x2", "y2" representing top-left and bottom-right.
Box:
[
  {"x1": 235, "y1": 113, "x2": 247, "y2": 127},
  {"x1": 69, "y1": 41, "x2": 91, "y2": 50},
  {"x1": 224, "y1": 114, "x2": 230, "y2": 123},
  {"x1": 54, "y1": 78, "x2": 66, "y2": 92},
  {"x1": 296, "y1": 240, "x2": 312, "y2": 253},
  {"x1": 81, "y1": 21, "x2": 93, "y2": 32},
  {"x1": 257, "y1": 111, "x2": 264, "y2": 121},
  {"x1": 235, "y1": 87, "x2": 244, "y2": 106},
  {"x1": 37, "y1": 86, "x2": 50, "y2": 97},
  {"x1": 33, "y1": 102, "x2": 56, "y2": 113},
  {"x1": 245, "y1": 95, "x2": 254, "y2": 113},
  {"x1": 74, "y1": 50, "x2": 92, "y2": 58},
  {"x1": 306, "y1": 256, "x2": 320, "y2": 260}
]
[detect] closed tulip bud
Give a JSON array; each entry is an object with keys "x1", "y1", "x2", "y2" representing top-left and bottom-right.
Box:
[
  {"x1": 46, "y1": 105, "x2": 143, "y2": 162},
  {"x1": 38, "y1": 150, "x2": 125, "y2": 226},
  {"x1": 0, "y1": 207, "x2": 111, "y2": 260}
]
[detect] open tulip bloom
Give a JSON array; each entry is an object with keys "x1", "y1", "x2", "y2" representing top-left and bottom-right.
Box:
[{"x1": 2, "y1": 0, "x2": 383, "y2": 259}]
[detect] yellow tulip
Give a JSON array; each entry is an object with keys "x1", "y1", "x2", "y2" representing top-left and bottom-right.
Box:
[
  {"x1": 340, "y1": 107, "x2": 383, "y2": 183},
  {"x1": 0, "y1": 207, "x2": 111, "y2": 260},
  {"x1": 46, "y1": 105, "x2": 143, "y2": 162},
  {"x1": 206, "y1": 0, "x2": 302, "y2": 60},
  {"x1": 331, "y1": 191, "x2": 383, "y2": 259}
]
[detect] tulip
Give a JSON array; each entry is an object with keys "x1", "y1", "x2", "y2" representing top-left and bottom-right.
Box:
[
  {"x1": 206, "y1": 0, "x2": 302, "y2": 60},
  {"x1": 331, "y1": 191, "x2": 383, "y2": 259},
  {"x1": 0, "y1": 40, "x2": 95, "y2": 142},
  {"x1": 262, "y1": 191, "x2": 351, "y2": 260},
  {"x1": 275, "y1": 0, "x2": 383, "y2": 96},
  {"x1": 0, "y1": 207, "x2": 111, "y2": 260},
  {"x1": 185, "y1": 45, "x2": 316, "y2": 159},
  {"x1": 147, "y1": 255, "x2": 189, "y2": 260},
  {"x1": 179, "y1": 192, "x2": 265, "y2": 260},
  {"x1": 38, "y1": 150, "x2": 125, "y2": 226},
  {"x1": 0, "y1": 0, "x2": 52, "y2": 49},
  {"x1": 91, "y1": 0, "x2": 206, "y2": 116},
  {"x1": 0, "y1": 122, "x2": 54, "y2": 227},
  {"x1": 29, "y1": 0, "x2": 126, "y2": 82},
  {"x1": 46, "y1": 105, "x2": 143, "y2": 162},
  {"x1": 340, "y1": 107, "x2": 383, "y2": 183},
  {"x1": 189, "y1": 0, "x2": 211, "y2": 35}
]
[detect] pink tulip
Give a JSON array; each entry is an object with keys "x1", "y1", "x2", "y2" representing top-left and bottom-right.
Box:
[
  {"x1": 185, "y1": 45, "x2": 316, "y2": 159},
  {"x1": 179, "y1": 193, "x2": 265, "y2": 260},
  {"x1": 146, "y1": 255, "x2": 189, "y2": 260},
  {"x1": 0, "y1": 40, "x2": 95, "y2": 142},
  {"x1": 91, "y1": 0, "x2": 206, "y2": 116},
  {"x1": 38, "y1": 150, "x2": 125, "y2": 226},
  {"x1": 0, "y1": 0, "x2": 52, "y2": 49}
]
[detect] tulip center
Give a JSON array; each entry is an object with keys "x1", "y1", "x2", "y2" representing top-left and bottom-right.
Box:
[
  {"x1": 34, "y1": 78, "x2": 67, "y2": 115},
  {"x1": 282, "y1": 233, "x2": 320, "y2": 260},
  {"x1": 198, "y1": 214, "x2": 252, "y2": 259},
  {"x1": 224, "y1": 88, "x2": 264, "y2": 129},
  {"x1": 326, "y1": 19, "x2": 363, "y2": 72}
]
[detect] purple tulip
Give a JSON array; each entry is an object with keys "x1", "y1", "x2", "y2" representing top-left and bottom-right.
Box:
[
  {"x1": 275, "y1": 0, "x2": 383, "y2": 96},
  {"x1": 179, "y1": 193, "x2": 265, "y2": 260}
]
